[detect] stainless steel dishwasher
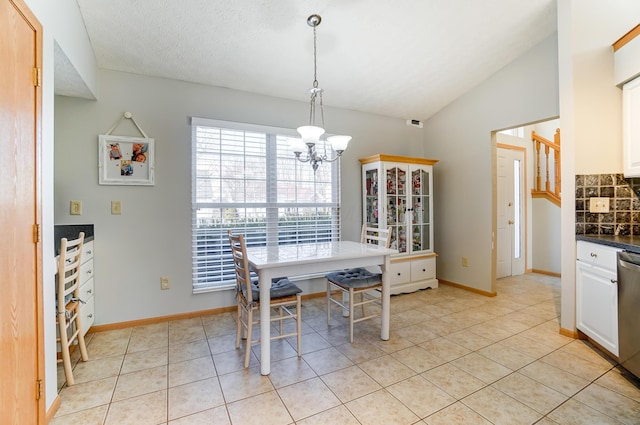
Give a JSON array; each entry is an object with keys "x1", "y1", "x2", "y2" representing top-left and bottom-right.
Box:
[{"x1": 617, "y1": 251, "x2": 640, "y2": 378}]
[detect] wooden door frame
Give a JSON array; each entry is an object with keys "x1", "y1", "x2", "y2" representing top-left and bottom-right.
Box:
[{"x1": 3, "y1": 0, "x2": 44, "y2": 422}]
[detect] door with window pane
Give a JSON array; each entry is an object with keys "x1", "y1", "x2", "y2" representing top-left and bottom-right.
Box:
[
  {"x1": 386, "y1": 164, "x2": 408, "y2": 253},
  {"x1": 410, "y1": 165, "x2": 432, "y2": 253},
  {"x1": 497, "y1": 146, "x2": 525, "y2": 278}
]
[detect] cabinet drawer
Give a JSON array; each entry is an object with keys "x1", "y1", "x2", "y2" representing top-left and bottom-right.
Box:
[
  {"x1": 82, "y1": 241, "x2": 94, "y2": 262},
  {"x1": 79, "y1": 296, "x2": 95, "y2": 334},
  {"x1": 79, "y1": 277, "x2": 94, "y2": 304},
  {"x1": 79, "y1": 258, "x2": 94, "y2": 284},
  {"x1": 411, "y1": 257, "x2": 436, "y2": 280},
  {"x1": 576, "y1": 241, "x2": 620, "y2": 271},
  {"x1": 389, "y1": 261, "x2": 411, "y2": 285}
]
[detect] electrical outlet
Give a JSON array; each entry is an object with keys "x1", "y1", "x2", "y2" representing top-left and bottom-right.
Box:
[
  {"x1": 160, "y1": 277, "x2": 170, "y2": 290},
  {"x1": 462, "y1": 257, "x2": 469, "y2": 267},
  {"x1": 589, "y1": 197, "x2": 610, "y2": 213},
  {"x1": 70, "y1": 200, "x2": 82, "y2": 215},
  {"x1": 111, "y1": 200, "x2": 122, "y2": 215}
]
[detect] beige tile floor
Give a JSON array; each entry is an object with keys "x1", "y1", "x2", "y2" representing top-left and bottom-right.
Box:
[{"x1": 52, "y1": 274, "x2": 640, "y2": 425}]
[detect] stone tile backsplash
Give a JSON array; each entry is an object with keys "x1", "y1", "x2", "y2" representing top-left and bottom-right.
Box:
[{"x1": 575, "y1": 174, "x2": 640, "y2": 236}]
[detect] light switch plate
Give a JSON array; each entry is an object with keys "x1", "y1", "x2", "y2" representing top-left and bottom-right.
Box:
[
  {"x1": 589, "y1": 197, "x2": 610, "y2": 213},
  {"x1": 160, "y1": 277, "x2": 170, "y2": 290},
  {"x1": 70, "y1": 200, "x2": 82, "y2": 215},
  {"x1": 111, "y1": 200, "x2": 122, "y2": 215}
]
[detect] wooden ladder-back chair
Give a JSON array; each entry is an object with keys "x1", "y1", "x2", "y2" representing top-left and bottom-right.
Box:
[
  {"x1": 228, "y1": 231, "x2": 303, "y2": 368},
  {"x1": 326, "y1": 225, "x2": 392, "y2": 342},
  {"x1": 56, "y1": 232, "x2": 89, "y2": 385}
]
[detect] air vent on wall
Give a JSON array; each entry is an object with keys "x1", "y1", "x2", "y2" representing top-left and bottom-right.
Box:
[{"x1": 406, "y1": 119, "x2": 423, "y2": 128}]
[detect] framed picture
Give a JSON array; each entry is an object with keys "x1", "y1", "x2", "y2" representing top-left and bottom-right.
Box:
[{"x1": 98, "y1": 135, "x2": 155, "y2": 185}]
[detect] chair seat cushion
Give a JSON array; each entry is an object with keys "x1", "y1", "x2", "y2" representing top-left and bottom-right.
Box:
[
  {"x1": 251, "y1": 277, "x2": 302, "y2": 301},
  {"x1": 326, "y1": 267, "x2": 382, "y2": 288}
]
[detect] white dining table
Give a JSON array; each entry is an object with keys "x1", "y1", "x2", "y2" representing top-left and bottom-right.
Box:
[{"x1": 246, "y1": 240, "x2": 398, "y2": 375}]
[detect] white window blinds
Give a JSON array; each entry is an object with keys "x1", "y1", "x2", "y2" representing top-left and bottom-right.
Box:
[{"x1": 191, "y1": 118, "x2": 341, "y2": 293}]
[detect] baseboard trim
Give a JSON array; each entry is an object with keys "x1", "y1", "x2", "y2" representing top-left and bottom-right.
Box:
[
  {"x1": 559, "y1": 327, "x2": 581, "y2": 339},
  {"x1": 88, "y1": 306, "x2": 236, "y2": 333},
  {"x1": 46, "y1": 395, "x2": 61, "y2": 424},
  {"x1": 438, "y1": 279, "x2": 497, "y2": 297},
  {"x1": 89, "y1": 291, "x2": 327, "y2": 333},
  {"x1": 531, "y1": 269, "x2": 561, "y2": 277}
]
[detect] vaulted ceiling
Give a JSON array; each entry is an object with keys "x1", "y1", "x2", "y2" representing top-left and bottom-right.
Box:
[{"x1": 56, "y1": 0, "x2": 557, "y2": 121}]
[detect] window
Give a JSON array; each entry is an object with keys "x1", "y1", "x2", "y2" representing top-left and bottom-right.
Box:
[
  {"x1": 499, "y1": 127, "x2": 524, "y2": 138},
  {"x1": 513, "y1": 158, "x2": 521, "y2": 259},
  {"x1": 191, "y1": 118, "x2": 341, "y2": 293}
]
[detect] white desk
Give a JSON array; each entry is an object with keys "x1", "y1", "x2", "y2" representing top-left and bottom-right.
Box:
[{"x1": 246, "y1": 240, "x2": 398, "y2": 375}]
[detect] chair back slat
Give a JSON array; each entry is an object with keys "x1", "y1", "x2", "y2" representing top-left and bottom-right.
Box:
[
  {"x1": 228, "y1": 231, "x2": 254, "y2": 303},
  {"x1": 361, "y1": 225, "x2": 392, "y2": 248},
  {"x1": 57, "y1": 233, "x2": 84, "y2": 313}
]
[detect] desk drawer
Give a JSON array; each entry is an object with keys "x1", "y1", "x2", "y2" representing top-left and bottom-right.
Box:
[
  {"x1": 79, "y1": 277, "x2": 94, "y2": 304},
  {"x1": 411, "y1": 257, "x2": 436, "y2": 280},
  {"x1": 79, "y1": 296, "x2": 95, "y2": 334},
  {"x1": 577, "y1": 241, "x2": 620, "y2": 271},
  {"x1": 389, "y1": 261, "x2": 411, "y2": 285},
  {"x1": 79, "y1": 258, "x2": 94, "y2": 285},
  {"x1": 82, "y1": 241, "x2": 94, "y2": 262}
]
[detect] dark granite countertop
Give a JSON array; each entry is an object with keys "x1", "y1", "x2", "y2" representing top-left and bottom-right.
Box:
[
  {"x1": 577, "y1": 234, "x2": 640, "y2": 254},
  {"x1": 54, "y1": 224, "x2": 94, "y2": 255}
]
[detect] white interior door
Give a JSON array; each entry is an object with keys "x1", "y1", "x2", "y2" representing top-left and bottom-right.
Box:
[{"x1": 497, "y1": 147, "x2": 525, "y2": 278}]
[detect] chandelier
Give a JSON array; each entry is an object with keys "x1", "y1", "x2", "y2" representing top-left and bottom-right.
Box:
[{"x1": 291, "y1": 14, "x2": 351, "y2": 171}]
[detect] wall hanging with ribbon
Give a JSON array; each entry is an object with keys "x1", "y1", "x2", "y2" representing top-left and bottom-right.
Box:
[{"x1": 98, "y1": 112, "x2": 155, "y2": 186}]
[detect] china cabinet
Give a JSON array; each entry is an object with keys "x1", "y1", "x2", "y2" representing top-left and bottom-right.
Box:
[{"x1": 359, "y1": 154, "x2": 438, "y2": 294}]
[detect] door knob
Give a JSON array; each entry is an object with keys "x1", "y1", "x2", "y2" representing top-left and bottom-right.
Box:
[{"x1": 508, "y1": 220, "x2": 514, "y2": 225}]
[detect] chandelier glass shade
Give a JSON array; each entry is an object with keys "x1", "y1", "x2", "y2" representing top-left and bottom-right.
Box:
[{"x1": 292, "y1": 14, "x2": 351, "y2": 171}]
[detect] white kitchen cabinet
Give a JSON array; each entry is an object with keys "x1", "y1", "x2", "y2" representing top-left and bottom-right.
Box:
[
  {"x1": 360, "y1": 154, "x2": 439, "y2": 294},
  {"x1": 576, "y1": 241, "x2": 620, "y2": 356},
  {"x1": 613, "y1": 24, "x2": 640, "y2": 86},
  {"x1": 623, "y1": 76, "x2": 640, "y2": 177}
]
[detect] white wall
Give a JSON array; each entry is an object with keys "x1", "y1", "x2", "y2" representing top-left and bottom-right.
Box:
[
  {"x1": 532, "y1": 198, "x2": 561, "y2": 273},
  {"x1": 422, "y1": 34, "x2": 559, "y2": 293},
  {"x1": 54, "y1": 69, "x2": 424, "y2": 327},
  {"x1": 558, "y1": 0, "x2": 640, "y2": 333}
]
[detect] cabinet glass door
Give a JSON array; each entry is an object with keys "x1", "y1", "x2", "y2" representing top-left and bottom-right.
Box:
[
  {"x1": 364, "y1": 167, "x2": 379, "y2": 226},
  {"x1": 386, "y1": 166, "x2": 407, "y2": 253},
  {"x1": 411, "y1": 167, "x2": 431, "y2": 253}
]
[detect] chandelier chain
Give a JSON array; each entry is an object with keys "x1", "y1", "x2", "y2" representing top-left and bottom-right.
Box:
[{"x1": 313, "y1": 24, "x2": 318, "y2": 88}]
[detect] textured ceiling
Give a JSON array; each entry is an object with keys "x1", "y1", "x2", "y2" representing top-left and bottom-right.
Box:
[
  {"x1": 54, "y1": 41, "x2": 94, "y2": 99},
  {"x1": 67, "y1": 0, "x2": 557, "y2": 121}
]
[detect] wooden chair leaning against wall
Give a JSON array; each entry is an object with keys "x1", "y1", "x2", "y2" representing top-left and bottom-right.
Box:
[
  {"x1": 56, "y1": 232, "x2": 89, "y2": 385},
  {"x1": 326, "y1": 225, "x2": 392, "y2": 343},
  {"x1": 228, "y1": 231, "x2": 303, "y2": 368}
]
